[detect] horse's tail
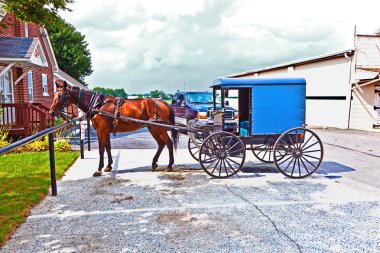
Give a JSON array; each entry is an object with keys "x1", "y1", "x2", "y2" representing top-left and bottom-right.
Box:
[{"x1": 168, "y1": 104, "x2": 179, "y2": 151}]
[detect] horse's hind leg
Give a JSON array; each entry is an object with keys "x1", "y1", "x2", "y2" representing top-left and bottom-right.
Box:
[
  {"x1": 159, "y1": 130, "x2": 174, "y2": 172},
  {"x1": 104, "y1": 134, "x2": 113, "y2": 172},
  {"x1": 148, "y1": 127, "x2": 165, "y2": 171},
  {"x1": 93, "y1": 129, "x2": 107, "y2": 177}
]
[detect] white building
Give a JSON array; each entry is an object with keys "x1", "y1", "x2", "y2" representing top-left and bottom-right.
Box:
[{"x1": 227, "y1": 34, "x2": 380, "y2": 131}]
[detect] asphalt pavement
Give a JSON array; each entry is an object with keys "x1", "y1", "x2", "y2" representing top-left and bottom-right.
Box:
[{"x1": 2, "y1": 128, "x2": 380, "y2": 252}]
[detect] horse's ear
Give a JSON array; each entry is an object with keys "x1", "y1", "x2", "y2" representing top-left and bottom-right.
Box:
[{"x1": 55, "y1": 80, "x2": 60, "y2": 89}]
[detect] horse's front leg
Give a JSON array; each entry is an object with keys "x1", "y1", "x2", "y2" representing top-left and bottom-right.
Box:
[
  {"x1": 93, "y1": 131, "x2": 106, "y2": 177},
  {"x1": 104, "y1": 134, "x2": 113, "y2": 172}
]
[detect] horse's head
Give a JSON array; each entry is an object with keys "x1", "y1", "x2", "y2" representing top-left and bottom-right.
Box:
[{"x1": 49, "y1": 80, "x2": 71, "y2": 117}]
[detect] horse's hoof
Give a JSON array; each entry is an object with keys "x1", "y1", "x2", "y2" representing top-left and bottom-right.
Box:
[
  {"x1": 104, "y1": 166, "x2": 112, "y2": 172},
  {"x1": 165, "y1": 167, "x2": 173, "y2": 172},
  {"x1": 152, "y1": 163, "x2": 158, "y2": 172},
  {"x1": 93, "y1": 171, "x2": 102, "y2": 177}
]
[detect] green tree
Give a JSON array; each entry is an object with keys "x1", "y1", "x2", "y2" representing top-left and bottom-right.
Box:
[
  {"x1": 150, "y1": 90, "x2": 166, "y2": 99},
  {"x1": 46, "y1": 17, "x2": 93, "y2": 85},
  {"x1": 92, "y1": 87, "x2": 106, "y2": 94},
  {"x1": 92, "y1": 87, "x2": 128, "y2": 99},
  {"x1": 0, "y1": 0, "x2": 73, "y2": 27},
  {"x1": 113, "y1": 88, "x2": 127, "y2": 99}
]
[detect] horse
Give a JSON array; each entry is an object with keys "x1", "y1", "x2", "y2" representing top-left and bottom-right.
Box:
[{"x1": 49, "y1": 80, "x2": 179, "y2": 177}]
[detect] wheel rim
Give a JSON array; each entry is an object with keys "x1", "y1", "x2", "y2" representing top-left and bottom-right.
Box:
[
  {"x1": 188, "y1": 136, "x2": 204, "y2": 161},
  {"x1": 252, "y1": 144, "x2": 274, "y2": 163},
  {"x1": 274, "y1": 128, "x2": 323, "y2": 178},
  {"x1": 199, "y1": 132, "x2": 245, "y2": 178}
]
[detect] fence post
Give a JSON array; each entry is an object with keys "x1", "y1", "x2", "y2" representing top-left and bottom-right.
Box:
[
  {"x1": 48, "y1": 133, "x2": 57, "y2": 196},
  {"x1": 80, "y1": 119, "x2": 84, "y2": 159},
  {"x1": 87, "y1": 117, "x2": 91, "y2": 151}
]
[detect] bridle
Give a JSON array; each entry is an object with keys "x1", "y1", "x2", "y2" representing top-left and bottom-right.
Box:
[
  {"x1": 55, "y1": 86, "x2": 75, "y2": 121},
  {"x1": 55, "y1": 86, "x2": 103, "y2": 121}
]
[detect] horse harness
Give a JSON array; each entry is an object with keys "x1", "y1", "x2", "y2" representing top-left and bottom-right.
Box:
[{"x1": 58, "y1": 88, "x2": 171, "y2": 136}]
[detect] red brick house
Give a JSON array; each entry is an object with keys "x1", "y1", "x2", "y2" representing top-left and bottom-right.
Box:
[{"x1": 0, "y1": 8, "x2": 84, "y2": 136}]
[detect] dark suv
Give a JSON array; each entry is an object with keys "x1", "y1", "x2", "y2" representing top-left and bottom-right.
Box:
[{"x1": 171, "y1": 91, "x2": 238, "y2": 132}]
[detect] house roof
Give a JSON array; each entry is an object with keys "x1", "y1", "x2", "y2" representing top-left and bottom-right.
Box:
[
  {"x1": 228, "y1": 49, "x2": 354, "y2": 78},
  {"x1": 54, "y1": 69, "x2": 87, "y2": 89},
  {"x1": 0, "y1": 37, "x2": 38, "y2": 58},
  {"x1": 0, "y1": 37, "x2": 48, "y2": 67}
]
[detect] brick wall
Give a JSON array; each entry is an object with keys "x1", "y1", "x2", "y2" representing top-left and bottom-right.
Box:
[{"x1": 0, "y1": 13, "x2": 54, "y2": 108}]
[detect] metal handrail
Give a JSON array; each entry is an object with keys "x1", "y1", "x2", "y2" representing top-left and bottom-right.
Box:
[
  {"x1": 0, "y1": 121, "x2": 72, "y2": 155},
  {"x1": 0, "y1": 117, "x2": 86, "y2": 196}
]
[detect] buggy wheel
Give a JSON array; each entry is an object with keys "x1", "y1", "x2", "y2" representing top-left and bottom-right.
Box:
[
  {"x1": 251, "y1": 144, "x2": 274, "y2": 163},
  {"x1": 188, "y1": 136, "x2": 204, "y2": 161},
  {"x1": 199, "y1": 131, "x2": 245, "y2": 178},
  {"x1": 274, "y1": 127, "x2": 323, "y2": 178}
]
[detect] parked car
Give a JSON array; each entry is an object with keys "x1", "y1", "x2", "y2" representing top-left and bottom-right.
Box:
[{"x1": 171, "y1": 91, "x2": 238, "y2": 132}]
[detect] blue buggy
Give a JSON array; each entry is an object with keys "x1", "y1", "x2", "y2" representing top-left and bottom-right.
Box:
[{"x1": 189, "y1": 78, "x2": 324, "y2": 179}]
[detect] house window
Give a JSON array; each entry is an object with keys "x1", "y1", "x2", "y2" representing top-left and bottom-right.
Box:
[
  {"x1": 24, "y1": 22, "x2": 28, "y2": 37},
  {"x1": 27, "y1": 71, "x2": 33, "y2": 102},
  {"x1": 42, "y1": 73, "x2": 48, "y2": 96},
  {"x1": 0, "y1": 68, "x2": 13, "y2": 103}
]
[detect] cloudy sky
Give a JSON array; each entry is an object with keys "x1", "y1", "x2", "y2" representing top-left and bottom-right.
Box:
[{"x1": 60, "y1": 0, "x2": 380, "y2": 93}]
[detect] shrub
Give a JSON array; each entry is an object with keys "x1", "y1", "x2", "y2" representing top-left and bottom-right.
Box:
[
  {"x1": 0, "y1": 125, "x2": 11, "y2": 148},
  {"x1": 54, "y1": 139, "x2": 71, "y2": 152},
  {"x1": 26, "y1": 137, "x2": 49, "y2": 152}
]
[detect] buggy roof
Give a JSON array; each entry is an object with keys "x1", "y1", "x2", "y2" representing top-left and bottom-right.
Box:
[{"x1": 211, "y1": 77, "x2": 306, "y2": 89}]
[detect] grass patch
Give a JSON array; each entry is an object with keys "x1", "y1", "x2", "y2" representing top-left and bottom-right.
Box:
[{"x1": 0, "y1": 152, "x2": 79, "y2": 246}]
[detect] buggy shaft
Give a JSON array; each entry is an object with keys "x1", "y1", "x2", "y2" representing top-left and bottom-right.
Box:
[{"x1": 92, "y1": 109, "x2": 208, "y2": 134}]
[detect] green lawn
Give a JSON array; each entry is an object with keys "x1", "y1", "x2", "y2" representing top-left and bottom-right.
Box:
[{"x1": 0, "y1": 152, "x2": 79, "y2": 246}]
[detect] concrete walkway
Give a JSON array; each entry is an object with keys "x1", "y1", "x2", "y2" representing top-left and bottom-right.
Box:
[{"x1": 2, "y1": 129, "x2": 380, "y2": 252}]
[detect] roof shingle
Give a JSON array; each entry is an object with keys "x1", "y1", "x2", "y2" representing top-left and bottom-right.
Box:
[{"x1": 0, "y1": 37, "x2": 39, "y2": 58}]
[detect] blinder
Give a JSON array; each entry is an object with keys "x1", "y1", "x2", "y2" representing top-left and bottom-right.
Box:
[{"x1": 56, "y1": 87, "x2": 72, "y2": 115}]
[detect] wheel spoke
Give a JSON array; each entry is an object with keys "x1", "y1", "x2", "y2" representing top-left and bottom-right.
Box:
[
  {"x1": 303, "y1": 141, "x2": 319, "y2": 152},
  {"x1": 299, "y1": 156, "x2": 310, "y2": 174},
  {"x1": 202, "y1": 156, "x2": 217, "y2": 163},
  {"x1": 255, "y1": 146, "x2": 267, "y2": 155},
  {"x1": 219, "y1": 159, "x2": 223, "y2": 177},
  {"x1": 291, "y1": 157, "x2": 297, "y2": 177},
  {"x1": 277, "y1": 154, "x2": 294, "y2": 165},
  {"x1": 297, "y1": 157, "x2": 301, "y2": 177},
  {"x1": 210, "y1": 159, "x2": 221, "y2": 174},
  {"x1": 268, "y1": 148, "x2": 272, "y2": 162},
  {"x1": 227, "y1": 141, "x2": 240, "y2": 153},
  {"x1": 302, "y1": 154, "x2": 321, "y2": 160},
  {"x1": 302, "y1": 149, "x2": 322, "y2": 154},
  {"x1": 261, "y1": 148, "x2": 269, "y2": 161},
  {"x1": 300, "y1": 134, "x2": 313, "y2": 149},
  {"x1": 229, "y1": 147, "x2": 245, "y2": 155},
  {"x1": 300, "y1": 155, "x2": 317, "y2": 169},
  {"x1": 226, "y1": 157, "x2": 241, "y2": 166},
  {"x1": 225, "y1": 158, "x2": 237, "y2": 172},
  {"x1": 223, "y1": 160, "x2": 229, "y2": 176},
  {"x1": 283, "y1": 156, "x2": 295, "y2": 173}
]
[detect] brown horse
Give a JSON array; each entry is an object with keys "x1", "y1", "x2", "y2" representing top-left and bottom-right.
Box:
[{"x1": 49, "y1": 80, "x2": 179, "y2": 177}]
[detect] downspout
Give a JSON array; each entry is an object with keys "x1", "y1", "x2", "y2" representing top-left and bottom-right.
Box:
[{"x1": 345, "y1": 51, "x2": 354, "y2": 129}]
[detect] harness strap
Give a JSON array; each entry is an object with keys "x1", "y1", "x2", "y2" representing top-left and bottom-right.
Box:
[
  {"x1": 77, "y1": 88, "x2": 82, "y2": 108},
  {"x1": 112, "y1": 97, "x2": 125, "y2": 136}
]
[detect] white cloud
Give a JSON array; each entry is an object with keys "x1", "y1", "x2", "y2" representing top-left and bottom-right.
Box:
[{"x1": 59, "y1": 0, "x2": 380, "y2": 93}]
